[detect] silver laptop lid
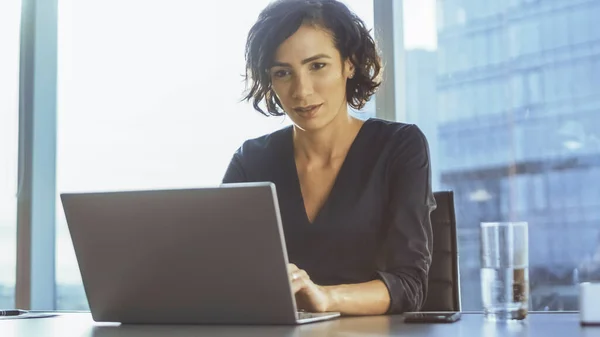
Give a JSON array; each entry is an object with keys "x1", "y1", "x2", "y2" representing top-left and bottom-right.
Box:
[{"x1": 61, "y1": 182, "x2": 300, "y2": 324}]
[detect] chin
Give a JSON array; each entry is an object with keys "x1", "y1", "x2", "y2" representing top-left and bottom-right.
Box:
[
  {"x1": 289, "y1": 106, "x2": 341, "y2": 132},
  {"x1": 292, "y1": 115, "x2": 330, "y2": 132}
]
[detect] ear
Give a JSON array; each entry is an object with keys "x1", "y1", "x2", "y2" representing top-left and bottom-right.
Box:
[{"x1": 344, "y1": 58, "x2": 355, "y2": 79}]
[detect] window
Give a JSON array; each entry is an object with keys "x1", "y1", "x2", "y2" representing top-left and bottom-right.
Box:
[
  {"x1": 570, "y1": 59, "x2": 594, "y2": 99},
  {"x1": 403, "y1": 0, "x2": 600, "y2": 310},
  {"x1": 509, "y1": 18, "x2": 541, "y2": 57},
  {"x1": 440, "y1": 0, "x2": 457, "y2": 28},
  {"x1": 593, "y1": 3, "x2": 600, "y2": 42},
  {"x1": 476, "y1": 1, "x2": 489, "y2": 20},
  {"x1": 521, "y1": 19, "x2": 541, "y2": 55},
  {"x1": 508, "y1": 0, "x2": 521, "y2": 8},
  {"x1": 543, "y1": 67, "x2": 557, "y2": 104},
  {"x1": 445, "y1": 38, "x2": 459, "y2": 73},
  {"x1": 508, "y1": 22, "x2": 520, "y2": 58},
  {"x1": 571, "y1": 6, "x2": 592, "y2": 45},
  {"x1": 438, "y1": 90, "x2": 450, "y2": 122},
  {"x1": 555, "y1": 64, "x2": 573, "y2": 101},
  {"x1": 0, "y1": 0, "x2": 21, "y2": 309},
  {"x1": 55, "y1": 0, "x2": 374, "y2": 310},
  {"x1": 473, "y1": 81, "x2": 488, "y2": 117},
  {"x1": 489, "y1": 0, "x2": 506, "y2": 17},
  {"x1": 544, "y1": 64, "x2": 572, "y2": 103},
  {"x1": 553, "y1": 11, "x2": 570, "y2": 49},
  {"x1": 487, "y1": 29, "x2": 501, "y2": 65},
  {"x1": 511, "y1": 72, "x2": 525, "y2": 108},
  {"x1": 436, "y1": 0, "x2": 445, "y2": 30},
  {"x1": 526, "y1": 70, "x2": 543, "y2": 104},
  {"x1": 462, "y1": 0, "x2": 476, "y2": 22}
]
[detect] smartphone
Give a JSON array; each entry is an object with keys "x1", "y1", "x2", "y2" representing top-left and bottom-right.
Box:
[{"x1": 403, "y1": 312, "x2": 461, "y2": 324}]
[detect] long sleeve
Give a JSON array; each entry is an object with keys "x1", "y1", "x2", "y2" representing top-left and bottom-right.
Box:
[{"x1": 375, "y1": 124, "x2": 436, "y2": 314}]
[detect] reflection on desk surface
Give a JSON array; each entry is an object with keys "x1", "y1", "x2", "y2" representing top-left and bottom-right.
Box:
[
  {"x1": 3, "y1": 312, "x2": 599, "y2": 337},
  {"x1": 91, "y1": 315, "x2": 393, "y2": 337}
]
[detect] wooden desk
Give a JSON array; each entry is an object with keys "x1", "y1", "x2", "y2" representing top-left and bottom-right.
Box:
[{"x1": 1, "y1": 312, "x2": 599, "y2": 336}]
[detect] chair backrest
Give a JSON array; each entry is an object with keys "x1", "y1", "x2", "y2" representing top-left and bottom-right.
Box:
[{"x1": 421, "y1": 190, "x2": 461, "y2": 312}]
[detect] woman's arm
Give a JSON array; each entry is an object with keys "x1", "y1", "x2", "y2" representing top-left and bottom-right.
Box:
[
  {"x1": 323, "y1": 280, "x2": 390, "y2": 315},
  {"x1": 374, "y1": 124, "x2": 435, "y2": 314},
  {"x1": 290, "y1": 267, "x2": 426, "y2": 315},
  {"x1": 289, "y1": 263, "x2": 390, "y2": 315}
]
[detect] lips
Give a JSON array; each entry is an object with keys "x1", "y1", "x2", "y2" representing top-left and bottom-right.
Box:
[{"x1": 293, "y1": 104, "x2": 322, "y2": 118}]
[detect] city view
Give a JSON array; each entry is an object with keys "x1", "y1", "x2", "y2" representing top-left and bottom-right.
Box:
[{"x1": 411, "y1": 0, "x2": 600, "y2": 310}]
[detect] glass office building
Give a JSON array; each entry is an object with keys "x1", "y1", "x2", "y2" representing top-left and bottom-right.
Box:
[{"x1": 427, "y1": 0, "x2": 600, "y2": 310}]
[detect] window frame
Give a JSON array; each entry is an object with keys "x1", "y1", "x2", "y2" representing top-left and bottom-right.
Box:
[{"x1": 15, "y1": 0, "x2": 58, "y2": 310}]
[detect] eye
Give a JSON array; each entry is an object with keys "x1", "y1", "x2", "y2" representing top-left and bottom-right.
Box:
[
  {"x1": 272, "y1": 69, "x2": 290, "y2": 78},
  {"x1": 311, "y1": 62, "x2": 326, "y2": 70}
]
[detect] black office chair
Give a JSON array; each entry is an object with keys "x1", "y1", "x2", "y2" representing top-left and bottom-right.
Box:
[{"x1": 421, "y1": 191, "x2": 461, "y2": 312}]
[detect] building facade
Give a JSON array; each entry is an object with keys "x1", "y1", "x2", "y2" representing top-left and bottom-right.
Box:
[{"x1": 430, "y1": 0, "x2": 600, "y2": 310}]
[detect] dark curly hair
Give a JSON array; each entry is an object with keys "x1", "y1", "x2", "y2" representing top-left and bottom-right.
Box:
[{"x1": 243, "y1": 0, "x2": 382, "y2": 116}]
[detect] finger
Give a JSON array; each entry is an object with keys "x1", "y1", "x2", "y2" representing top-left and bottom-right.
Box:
[
  {"x1": 290, "y1": 269, "x2": 310, "y2": 293},
  {"x1": 291, "y1": 275, "x2": 308, "y2": 293},
  {"x1": 296, "y1": 269, "x2": 310, "y2": 281},
  {"x1": 290, "y1": 269, "x2": 309, "y2": 282},
  {"x1": 287, "y1": 264, "x2": 300, "y2": 282},
  {"x1": 291, "y1": 278, "x2": 304, "y2": 293}
]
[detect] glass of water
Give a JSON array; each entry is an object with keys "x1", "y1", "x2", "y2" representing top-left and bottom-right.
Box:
[{"x1": 480, "y1": 222, "x2": 529, "y2": 321}]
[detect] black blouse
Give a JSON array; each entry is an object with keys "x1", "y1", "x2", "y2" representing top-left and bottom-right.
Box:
[{"x1": 222, "y1": 118, "x2": 436, "y2": 314}]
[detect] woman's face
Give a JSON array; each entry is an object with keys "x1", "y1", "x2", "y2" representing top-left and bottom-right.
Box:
[{"x1": 269, "y1": 24, "x2": 354, "y2": 131}]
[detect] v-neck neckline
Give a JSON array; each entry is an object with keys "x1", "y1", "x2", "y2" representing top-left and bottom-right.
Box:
[{"x1": 287, "y1": 118, "x2": 372, "y2": 225}]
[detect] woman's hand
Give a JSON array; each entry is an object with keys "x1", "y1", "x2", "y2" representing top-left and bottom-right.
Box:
[{"x1": 288, "y1": 263, "x2": 331, "y2": 313}]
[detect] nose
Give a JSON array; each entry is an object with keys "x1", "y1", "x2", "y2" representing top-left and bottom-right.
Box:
[{"x1": 291, "y1": 72, "x2": 314, "y2": 100}]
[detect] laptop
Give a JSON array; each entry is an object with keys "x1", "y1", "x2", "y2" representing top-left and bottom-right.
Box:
[{"x1": 60, "y1": 182, "x2": 340, "y2": 325}]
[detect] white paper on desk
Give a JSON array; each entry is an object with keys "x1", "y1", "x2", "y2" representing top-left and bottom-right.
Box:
[{"x1": 0, "y1": 313, "x2": 59, "y2": 320}]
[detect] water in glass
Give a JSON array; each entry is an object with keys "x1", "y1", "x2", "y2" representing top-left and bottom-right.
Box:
[{"x1": 480, "y1": 222, "x2": 529, "y2": 320}]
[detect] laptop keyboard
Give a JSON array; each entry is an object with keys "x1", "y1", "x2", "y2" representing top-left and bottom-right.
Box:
[{"x1": 297, "y1": 311, "x2": 332, "y2": 320}]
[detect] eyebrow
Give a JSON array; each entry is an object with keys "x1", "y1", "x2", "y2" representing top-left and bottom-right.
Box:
[{"x1": 271, "y1": 54, "x2": 331, "y2": 68}]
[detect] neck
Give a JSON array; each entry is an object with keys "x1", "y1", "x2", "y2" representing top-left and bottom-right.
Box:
[{"x1": 293, "y1": 112, "x2": 363, "y2": 165}]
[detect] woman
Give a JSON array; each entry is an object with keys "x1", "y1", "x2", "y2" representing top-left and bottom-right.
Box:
[{"x1": 223, "y1": 0, "x2": 436, "y2": 316}]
